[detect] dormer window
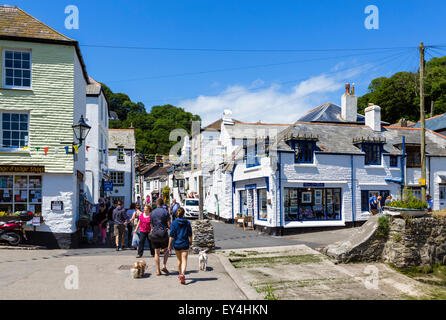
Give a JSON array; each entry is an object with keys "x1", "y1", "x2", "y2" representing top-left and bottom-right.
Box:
[
  {"x1": 293, "y1": 141, "x2": 315, "y2": 164},
  {"x1": 117, "y1": 146, "x2": 125, "y2": 162},
  {"x1": 362, "y1": 143, "x2": 382, "y2": 165}
]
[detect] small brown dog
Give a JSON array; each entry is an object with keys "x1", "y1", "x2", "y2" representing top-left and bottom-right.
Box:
[{"x1": 130, "y1": 260, "x2": 147, "y2": 279}]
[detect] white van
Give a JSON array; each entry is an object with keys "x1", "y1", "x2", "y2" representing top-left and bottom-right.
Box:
[{"x1": 183, "y1": 198, "x2": 200, "y2": 219}]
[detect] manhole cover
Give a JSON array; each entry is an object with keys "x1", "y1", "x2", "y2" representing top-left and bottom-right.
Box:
[{"x1": 118, "y1": 265, "x2": 133, "y2": 270}]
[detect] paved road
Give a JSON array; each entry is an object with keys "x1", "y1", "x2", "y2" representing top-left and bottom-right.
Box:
[
  {"x1": 211, "y1": 220, "x2": 358, "y2": 250},
  {"x1": 0, "y1": 248, "x2": 246, "y2": 300}
]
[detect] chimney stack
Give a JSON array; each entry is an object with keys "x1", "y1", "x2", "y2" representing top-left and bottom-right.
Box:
[
  {"x1": 341, "y1": 83, "x2": 358, "y2": 122},
  {"x1": 222, "y1": 109, "x2": 235, "y2": 125},
  {"x1": 365, "y1": 103, "x2": 381, "y2": 131}
]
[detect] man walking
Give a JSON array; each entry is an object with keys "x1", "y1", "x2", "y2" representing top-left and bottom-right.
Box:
[
  {"x1": 369, "y1": 193, "x2": 379, "y2": 216},
  {"x1": 170, "y1": 199, "x2": 180, "y2": 221},
  {"x1": 150, "y1": 198, "x2": 171, "y2": 275},
  {"x1": 113, "y1": 200, "x2": 128, "y2": 251}
]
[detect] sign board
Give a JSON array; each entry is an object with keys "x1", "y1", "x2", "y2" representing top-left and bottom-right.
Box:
[
  {"x1": 418, "y1": 178, "x2": 426, "y2": 186},
  {"x1": 245, "y1": 184, "x2": 257, "y2": 190},
  {"x1": 104, "y1": 181, "x2": 113, "y2": 192},
  {"x1": 0, "y1": 165, "x2": 45, "y2": 173},
  {"x1": 303, "y1": 183, "x2": 325, "y2": 188},
  {"x1": 32, "y1": 217, "x2": 40, "y2": 227},
  {"x1": 51, "y1": 201, "x2": 64, "y2": 211}
]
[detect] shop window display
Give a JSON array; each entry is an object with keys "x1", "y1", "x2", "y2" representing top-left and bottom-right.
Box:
[
  {"x1": 0, "y1": 175, "x2": 42, "y2": 216},
  {"x1": 285, "y1": 188, "x2": 341, "y2": 221},
  {"x1": 257, "y1": 189, "x2": 267, "y2": 220}
]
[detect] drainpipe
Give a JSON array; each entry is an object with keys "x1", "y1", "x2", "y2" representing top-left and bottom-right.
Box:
[
  {"x1": 231, "y1": 164, "x2": 236, "y2": 224},
  {"x1": 402, "y1": 136, "x2": 406, "y2": 197},
  {"x1": 350, "y1": 155, "x2": 355, "y2": 225},
  {"x1": 278, "y1": 152, "x2": 282, "y2": 235}
]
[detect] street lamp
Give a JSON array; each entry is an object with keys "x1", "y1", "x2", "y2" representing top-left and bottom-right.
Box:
[{"x1": 72, "y1": 115, "x2": 91, "y2": 145}]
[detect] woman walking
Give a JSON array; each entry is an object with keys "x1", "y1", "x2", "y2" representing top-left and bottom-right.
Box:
[
  {"x1": 168, "y1": 207, "x2": 192, "y2": 285},
  {"x1": 134, "y1": 204, "x2": 155, "y2": 258}
]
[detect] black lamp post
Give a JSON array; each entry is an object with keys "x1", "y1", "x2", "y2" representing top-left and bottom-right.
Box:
[{"x1": 72, "y1": 115, "x2": 91, "y2": 145}]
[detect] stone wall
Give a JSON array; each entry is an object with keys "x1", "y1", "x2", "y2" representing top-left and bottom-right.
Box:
[
  {"x1": 191, "y1": 220, "x2": 215, "y2": 251},
  {"x1": 383, "y1": 217, "x2": 446, "y2": 268},
  {"x1": 322, "y1": 216, "x2": 446, "y2": 268}
]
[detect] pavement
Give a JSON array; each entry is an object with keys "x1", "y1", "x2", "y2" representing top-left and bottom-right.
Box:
[{"x1": 0, "y1": 220, "x2": 399, "y2": 300}]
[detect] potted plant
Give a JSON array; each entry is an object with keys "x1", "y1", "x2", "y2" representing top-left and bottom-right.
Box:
[{"x1": 383, "y1": 187, "x2": 428, "y2": 217}]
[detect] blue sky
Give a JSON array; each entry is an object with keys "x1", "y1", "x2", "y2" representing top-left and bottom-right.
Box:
[{"x1": 8, "y1": 0, "x2": 446, "y2": 125}]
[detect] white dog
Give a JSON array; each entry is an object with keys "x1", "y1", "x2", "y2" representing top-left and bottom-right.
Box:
[{"x1": 198, "y1": 249, "x2": 208, "y2": 271}]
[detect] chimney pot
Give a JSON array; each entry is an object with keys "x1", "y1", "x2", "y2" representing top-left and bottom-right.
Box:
[{"x1": 345, "y1": 83, "x2": 350, "y2": 95}]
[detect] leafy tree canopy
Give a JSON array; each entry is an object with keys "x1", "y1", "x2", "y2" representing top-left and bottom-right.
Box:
[
  {"x1": 358, "y1": 56, "x2": 446, "y2": 124},
  {"x1": 103, "y1": 84, "x2": 201, "y2": 155}
]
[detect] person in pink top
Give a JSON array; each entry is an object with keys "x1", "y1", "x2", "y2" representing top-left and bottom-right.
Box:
[{"x1": 135, "y1": 204, "x2": 155, "y2": 258}]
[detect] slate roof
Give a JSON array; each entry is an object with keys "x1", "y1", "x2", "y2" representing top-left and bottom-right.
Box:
[
  {"x1": 414, "y1": 113, "x2": 446, "y2": 132},
  {"x1": 108, "y1": 129, "x2": 135, "y2": 150},
  {"x1": 0, "y1": 5, "x2": 89, "y2": 83},
  {"x1": 202, "y1": 118, "x2": 241, "y2": 132},
  {"x1": 270, "y1": 122, "x2": 446, "y2": 156},
  {"x1": 86, "y1": 77, "x2": 101, "y2": 96},
  {"x1": 298, "y1": 102, "x2": 389, "y2": 125},
  {"x1": 225, "y1": 122, "x2": 290, "y2": 139},
  {"x1": 146, "y1": 165, "x2": 172, "y2": 180}
]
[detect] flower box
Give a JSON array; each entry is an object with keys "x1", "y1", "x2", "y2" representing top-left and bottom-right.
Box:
[{"x1": 383, "y1": 206, "x2": 427, "y2": 217}]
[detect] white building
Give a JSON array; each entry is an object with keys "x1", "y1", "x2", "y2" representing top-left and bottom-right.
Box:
[
  {"x1": 85, "y1": 78, "x2": 109, "y2": 204},
  {"x1": 206, "y1": 84, "x2": 446, "y2": 235},
  {"x1": 108, "y1": 129, "x2": 136, "y2": 208}
]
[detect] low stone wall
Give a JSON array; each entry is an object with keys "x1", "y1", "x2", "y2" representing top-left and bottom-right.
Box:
[
  {"x1": 191, "y1": 219, "x2": 215, "y2": 252},
  {"x1": 383, "y1": 217, "x2": 446, "y2": 268},
  {"x1": 322, "y1": 216, "x2": 446, "y2": 268}
]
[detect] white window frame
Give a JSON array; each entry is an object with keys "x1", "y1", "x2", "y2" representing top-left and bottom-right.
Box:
[
  {"x1": 0, "y1": 111, "x2": 30, "y2": 152},
  {"x1": 110, "y1": 171, "x2": 124, "y2": 187},
  {"x1": 117, "y1": 146, "x2": 125, "y2": 162},
  {"x1": 2, "y1": 49, "x2": 32, "y2": 90}
]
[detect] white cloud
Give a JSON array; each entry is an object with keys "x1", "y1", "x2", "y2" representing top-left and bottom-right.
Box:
[{"x1": 179, "y1": 63, "x2": 369, "y2": 126}]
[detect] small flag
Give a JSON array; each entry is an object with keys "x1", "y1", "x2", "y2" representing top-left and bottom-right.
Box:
[
  {"x1": 44, "y1": 147, "x2": 49, "y2": 156},
  {"x1": 22, "y1": 146, "x2": 29, "y2": 151},
  {"x1": 86, "y1": 146, "x2": 90, "y2": 151},
  {"x1": 54, "y1": 147, "x2": 59, "y2": 154},
  {"x1": 73, "y1": 145, "x2": 79, "y2": 154},
  {"x1": 64, "y1": 146, "x2": 69, "y2": 154},
  {"x1": 36, "y1": 147, "x2": 40, "y2": 152}
]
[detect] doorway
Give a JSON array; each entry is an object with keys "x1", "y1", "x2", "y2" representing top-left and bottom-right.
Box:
[{"x1": 440, "y1": 185, "x2": 446, "y2": 210}]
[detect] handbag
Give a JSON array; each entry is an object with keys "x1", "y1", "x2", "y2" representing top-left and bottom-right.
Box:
[{"x1": 132, "y1": 232, "x2": 140, "y2": 247}]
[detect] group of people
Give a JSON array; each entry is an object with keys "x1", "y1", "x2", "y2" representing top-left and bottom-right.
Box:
[
  {"x1": 369, "y1": 193, "x2": 434, "y2": 215},
  {"x1": 90, "y1": 197, "x2": 192, "y2": 284}
]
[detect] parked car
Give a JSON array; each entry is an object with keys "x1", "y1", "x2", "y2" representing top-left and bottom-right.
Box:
[{"x1": 183, "y1": 198, "x2": 200, "y2": 219}]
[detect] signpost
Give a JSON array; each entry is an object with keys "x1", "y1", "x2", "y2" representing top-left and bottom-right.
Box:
[{"x1": 104, "y1": 181, "x2": 113, "y2": 192}]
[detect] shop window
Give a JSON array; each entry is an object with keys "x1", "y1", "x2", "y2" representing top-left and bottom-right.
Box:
[
  {"x1": 293, "y1": 141, "x2": 315, "y2": 164},
  {"x1": 111, "y1": 196, "x2": 124, "y2": 204},
  {"x1": 1, "y1": 113, "x2": 29, "y2": 149},
  {"x1": 363, "y1": 143, "x2": 382, "y2": 165},
  {"x1": 406, "y1": 146, "x2": 421, "y2": 168},
  {"x1": 257, "y1": 189, "x2": 267, "y2": 220},
  {"x1": 240, "y1": 190, "x2": 247, "y2": 216},
  {"x1": 3, "y1": 50, "x2": 32, "y2": 89},
  {"x1": 284, "y1": 188, "x2": 341, "y2": 221},
  {"x1": 389, "y1": 155, "x2": 398, "y2": 167},
  {"x1": 110, "y1": 171, "x2": 124, "y2": 186},
  {"x1": 361, "y1": 190, "x2": 390, "y2": 211},
  {"x1": 0, "y1": 175, "x2": 42, "y2": 216}
]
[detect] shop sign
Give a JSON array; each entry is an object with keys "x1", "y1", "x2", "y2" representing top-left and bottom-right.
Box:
[
  {"x1": 0, "y1": 165, "x2": 45, "y2": 173},
  {"x1": 245, "y1": 184, "x2": 257, "y2": 190},
  {"x1": 51, "y1": 201, "x2": 64, "y2": 211},
  {"x1": 303, "y1": 183, "x2": 325, "y2": 188},
  {"x1": 32, "y1": 217, "x2": 41, "y2": 227},
  {"x1": 104, "y1": 181, "x2": 113, "y2": 192}
]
